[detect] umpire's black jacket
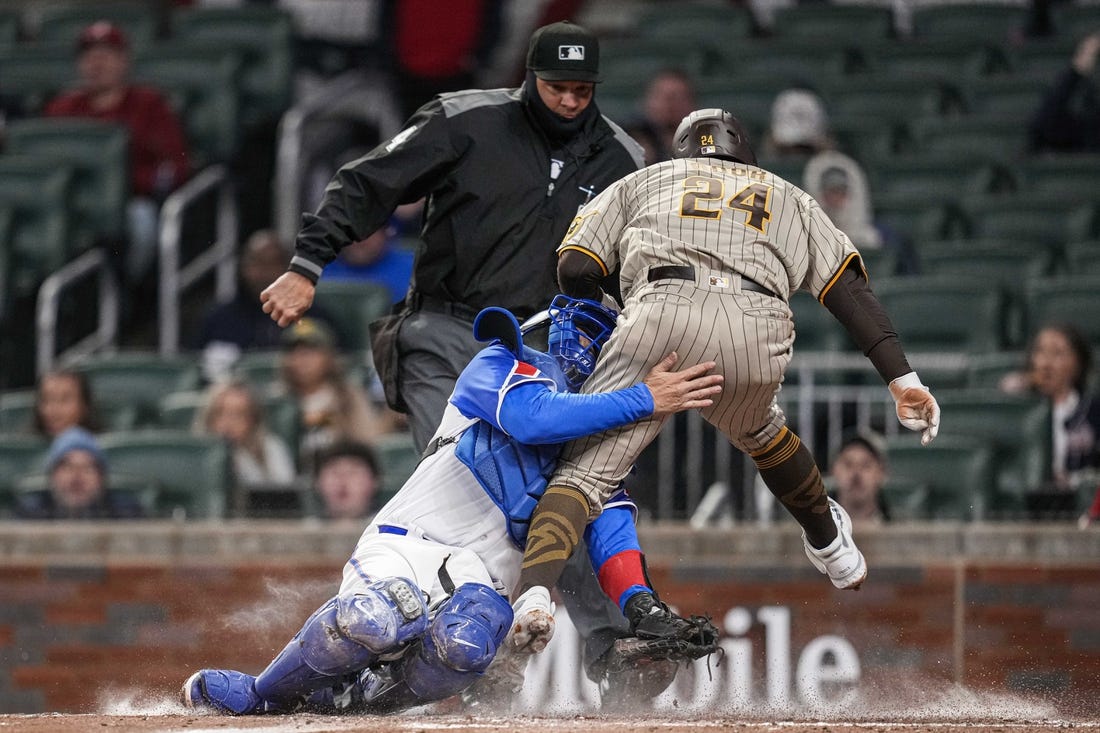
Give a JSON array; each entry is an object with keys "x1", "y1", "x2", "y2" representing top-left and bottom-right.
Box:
[{"x1": 288, "y1": 84, "x2": 644, "y2": 319}]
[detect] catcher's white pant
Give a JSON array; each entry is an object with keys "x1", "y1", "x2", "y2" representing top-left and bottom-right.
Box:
[{"x1": 339, "y1": 446, "x2": 522, "y2": 602}]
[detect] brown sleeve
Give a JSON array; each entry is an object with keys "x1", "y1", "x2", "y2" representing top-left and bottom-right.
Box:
[
  {"x1": 557, "y1": 248, "x2": 607, "y2": 302},
  {"x1": 821, "y1": 263, "x2": 912, "y2": 383}
]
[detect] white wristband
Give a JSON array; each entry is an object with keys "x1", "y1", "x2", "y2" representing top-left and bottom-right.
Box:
[{"x1": 890, "y1": 371, "x2": 923, "y2": 391}]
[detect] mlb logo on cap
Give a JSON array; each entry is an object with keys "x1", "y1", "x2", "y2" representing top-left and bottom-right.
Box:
[{"x1": 559, "y1": 45, "x2": 585, "y2": 61}]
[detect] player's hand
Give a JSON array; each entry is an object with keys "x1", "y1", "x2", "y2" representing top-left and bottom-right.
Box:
[
  {"x1": 644, "y1": 352, "x2": 723, "y2": 418},
  {"x1": 889, "y1": 372, "x2": 940, "y2": 446},
  {"x1": 260, "y1": 271, "x2": 316, "y2": 327}
]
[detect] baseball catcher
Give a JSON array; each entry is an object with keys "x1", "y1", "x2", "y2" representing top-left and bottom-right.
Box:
[{"x1": 182, "y1": 295, "x2": 721, "y2": 715}]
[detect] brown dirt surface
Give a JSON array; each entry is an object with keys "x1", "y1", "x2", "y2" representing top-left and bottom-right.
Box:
[{"x1": 2, "y1": 713, "x2": 1099, "y2": 733}]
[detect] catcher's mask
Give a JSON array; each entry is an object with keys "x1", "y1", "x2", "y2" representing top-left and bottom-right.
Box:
[
  {"x1": 473, "y1": 295, "x2": 618, "y2": 391},
  {"x1": 672, "y1": 108, "x2": 757, "y2": 166}
]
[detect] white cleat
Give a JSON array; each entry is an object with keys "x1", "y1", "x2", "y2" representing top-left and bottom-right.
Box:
[
  {"x1": 506, "y1": 585, "x2": 555, "y2": 653},
  {"x1": 803, "y1": 498, "x2": 868, "y2": 590}
]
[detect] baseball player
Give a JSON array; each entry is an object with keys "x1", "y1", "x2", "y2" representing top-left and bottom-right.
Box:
[
  {"x1": 182, "y1": 295, "x2": 721, "y2": 716},
  {"x1": 508, "y1": 109, "x2": 942, "y2": 643}
]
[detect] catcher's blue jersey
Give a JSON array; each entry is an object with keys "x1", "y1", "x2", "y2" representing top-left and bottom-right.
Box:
[{"x1": 448, "y1": 343, "x2": 652, "y2": 552}]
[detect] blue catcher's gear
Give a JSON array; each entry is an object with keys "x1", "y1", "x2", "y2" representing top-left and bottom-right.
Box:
[
  {"x1": 253, "y1": 578, "x2": 428, "y2": 707},
  {"x1": 546, "y1": 294, "x2": 617, "y2": 391},
  {"x1": 357, "y1": 583, "x2": 513, "y2": 713},
  {"x1": 183, "y1": 669, "x2": 271, "y2": 715},
  {"x1": 473, "y1": 294, "x2": 618, "y2": 392}
]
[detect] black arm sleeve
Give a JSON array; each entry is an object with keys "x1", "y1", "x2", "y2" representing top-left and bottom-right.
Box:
[
  {"x1": 821, "y1": 264, "x2": 912, "y2": 383},
  {"x1": 557, "y1": 248, "x2": 607, "y2": 302}
]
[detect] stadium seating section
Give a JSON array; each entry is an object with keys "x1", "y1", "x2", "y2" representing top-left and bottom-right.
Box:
[{"x1": 2, "y1": 0, "x2": 1099, "y2": 522}]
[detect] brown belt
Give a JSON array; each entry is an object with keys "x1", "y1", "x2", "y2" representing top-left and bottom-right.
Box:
[{"x1": 647, "y1": 265, "x2": 781, "y2": 300}]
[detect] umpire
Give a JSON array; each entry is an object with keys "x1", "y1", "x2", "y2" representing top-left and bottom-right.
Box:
[
  {"x1": 261, "y1": 20, "x2": 643, "y2": 447},
  {"x1": 260, "y1": 20, "x2": 649, "y2": 704}
]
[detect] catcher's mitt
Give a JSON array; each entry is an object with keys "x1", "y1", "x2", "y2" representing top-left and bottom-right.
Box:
[{"x1": 611, "y1": 591, "x2": 721, "y2": 669}]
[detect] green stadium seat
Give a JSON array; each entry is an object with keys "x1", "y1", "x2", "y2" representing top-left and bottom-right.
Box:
[
  {"x1": 1024, "y1": 276, "x2": 1100, "y2": 348},
  {"x1": 99, "y1": 430, "x2": 231, "y2": 518},
  {"x1": 879, "y1": 476, "x2": 932, "y2": 521},
  {"x1": 936, "y1": 389, "x2": 1051, "y2": 516},
  {"x1": 789, "y1": 290, "x2": 851, "y2": 354},
  {"x1": 0, "y1": 434, "x2": 49, "y2": 513},
  {"x1": 910, "y1": 4, "x2": 1029, "y2": 42},
  {"x1": 857, "y1": 247, "x2": 899, "y2": 280},
  {"x1": 1022, "y1": 155, "x2": 1100, "y2": 200},
  {"x1": 696, "y1": 77, "x2": 801, "y2": 139},
  {"x1": 960, "y1": 194, "x2": 1096, "y2": 247},
  {"x1": 909, "y1": 114, "x2": 1031, "y2": 160},
  {"x1": 825, "y1": 74, "x2": 967, "y2": 124},
  {"x1": 158, "y1": 388, "x2": 301, "y2": 463},
  {"x1": 868, "y1": 154, "x2": 1011, "y2": 200},
  {"x1": 170, "y1": 6, "x2": 294, "y2": 125},
  {"x1": 0, "y1": 44, "x2": 75, "y2": 114},
  {"x1": 0, "y1": 157, "x2": 75, "y2": 297},
  {"x1": 232, "y1": 350, "x2": 282, "y2": 387},
  {"x1": 967, "y1": 351, "x2": 1026, "y2": 390},
  {"x1": 0, "y1": 390, "x2": 35, "y2": 433},
  {"x1": 598, "y1": 37, "x2": 710, "y2": 86},
  {"x1": 0, "y1": 10, "x2": 19, "y2": 51},
  {"x1": 74, "y1": 351, "x2": 203, "y2": 427},
  {"x1": 133, "y1": 42, "x2": 242, "y2": 165},
  {"x1": 883, "y1": 434, "x2": 995, "y2": 520},
  {"x1": 1052, "y1": 5, "x2": 1100, "y2": 37},
  {"x1": 772, "y1": 5, "x2": 895, "y2": 40},
  {"x1": 4, "y1": 118, "x2": 130, "y2": 241},
  {"x1": 873, "y1": 196, "x2": 964, "y2": 243},
  {"x1": 35, "y1": 2, "x2": 159, "y2": 52},
  {"x1": 0, "y1": 204, "x2": 11, "y2": 323},
  {"x1": 916, "y1": 239, "x2": 1057, "y2": 346},
  {"x1": 710, "y1": 40, "x2": 851, "y2": 86},
  {"x1": 372, "y1": 431, "x2": 420, "y2": 507},
  {"x1": 313, "y1": 280, "x2": 397, "y2": 352},
  {"x1": 873, "y1": 275, "x2": 1009, "y2": 352},
  {"x1": 634, "y1": 2, "x2": 756, "y2": 43},
  {"x1": 857, "y1": 39, "x2": 1008, "y2": 78},
  {"x1": 963, "y1": 75, "x2": 1050, "y2": 119},
  {"x1": 1064, "y1": 241, "x2": 1100, "y2": 275},
  {"x1": 1007, "y1": 37, "x2": 1080, "y2": 78}
]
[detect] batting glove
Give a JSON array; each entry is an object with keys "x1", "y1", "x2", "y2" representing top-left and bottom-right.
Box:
[{"x1": 889, "y1": 371, "x2": 940, "y2": 446}]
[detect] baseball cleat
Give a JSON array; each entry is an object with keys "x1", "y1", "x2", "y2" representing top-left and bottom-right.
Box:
[
  {"x1": 803, "y1": 498, "x2": 867, "y2": 590},
  {"x1": 460, "y1": 644, "x2": 530, "y2": 710},
  {"x1": 181, "y1": 669, "x2": 265, "y2": 715},
  {"x1": 506, "y1": 585, "x2": 555, "y2": 654}
]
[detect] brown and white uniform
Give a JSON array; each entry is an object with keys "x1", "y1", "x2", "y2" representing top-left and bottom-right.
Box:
[{"x1": 554, "y1": 156, "x2": 863, "y2": 508}]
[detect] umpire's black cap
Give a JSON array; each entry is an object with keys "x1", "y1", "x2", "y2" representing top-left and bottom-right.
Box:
[{"x1": 526, "y1": 21, "x2": 600, "y2": 83}]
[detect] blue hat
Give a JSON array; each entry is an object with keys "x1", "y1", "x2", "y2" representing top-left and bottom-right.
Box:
[{"x1": 46, "y1": 427, "x2": 106, "y2": 472}]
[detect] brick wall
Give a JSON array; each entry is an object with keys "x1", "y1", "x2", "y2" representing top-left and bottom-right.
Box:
[{"x1": 0, "y1": 522, "x2": 1097, "y2": 714}]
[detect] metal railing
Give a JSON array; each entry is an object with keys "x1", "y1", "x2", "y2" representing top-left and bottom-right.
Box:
[
  {"x1": 36, "y1": 247, "x2": 119, "y2": 376},
  {"x1": 158, "y1": 164, "x2": 238, "y2": 355},
  {"x1": 274, "y1": 70, "x2": 402, "y2": 244},
  {"x1": 667, "y1": 350, "x2": 974, "y2": 524}
]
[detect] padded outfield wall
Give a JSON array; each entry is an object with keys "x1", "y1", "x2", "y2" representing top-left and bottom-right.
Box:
[{"x1": 0, "y1": 521, "x2": 1097, "y2": 715}]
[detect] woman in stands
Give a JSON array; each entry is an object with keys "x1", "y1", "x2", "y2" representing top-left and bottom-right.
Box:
[
  {"x1": 32, "y1": 369, "x2": 101, "y2": 439},
  {"x1": 196, "y1": 380, "x2": 296, "y2": 488}
]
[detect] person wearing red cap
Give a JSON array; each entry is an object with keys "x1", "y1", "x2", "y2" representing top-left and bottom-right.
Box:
[{"x1": 44, "y1": 20, "x2": 190, "y2": 284}]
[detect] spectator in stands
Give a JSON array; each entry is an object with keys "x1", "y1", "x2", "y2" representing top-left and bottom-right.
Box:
[
  {"x1": 318, "y1": 220, "x2": 414, "y2": 305},
  {"x1": 32, "y1": 369, "x2": 101, "y2": 439},
  {"x1": 1001, "y1": 323, "x2": 1100, "y2": 496},
  {"x1": 803, "y1": 151, "x2": 917, "y2": 275},
  {"x1": 1028, "y1": 32, "x2": 1100, "y2": 153},
  {"x1": 14, "y1": 427, "x2": 145, "y2": 519},
  {"x1": 275, "y1": 317, "x2": 400, "y2": 471},
  {"x1": 762, "y1": 88, "x2": 831, "y2": 160},
  {"x1": 381, "y1": 0, "x2": 504, "y2": 118},
  {"x1": 195, "y1": 230, "x2": 304, "y2": 382},
  {"x1": 196, "y1": 380, "x2": 297, "y2": 488},
  {"x1": 44, "y1": 21, "x2": 190, "y2": 285},
  {"x1": 627, "y1": 68, "x2": 697, "y2": 163},
  {"x1": 312, "y1": 439, "x2": 382, "y2": 521},
  {"x1": 829, "y1": 432, "x2": 890, "y2": 524}
]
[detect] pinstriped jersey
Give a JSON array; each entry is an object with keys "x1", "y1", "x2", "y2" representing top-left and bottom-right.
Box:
[{"x1": 558, "y1": 157, "x2": 862, "y2": 303}]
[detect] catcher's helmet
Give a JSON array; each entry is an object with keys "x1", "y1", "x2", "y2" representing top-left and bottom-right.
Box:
[
  {"x1": 672, "y1": 108, "x2": 756, "y2": 166},
  {"x1": 473, "y1": 295, "x2": 618, "y2": 392}
]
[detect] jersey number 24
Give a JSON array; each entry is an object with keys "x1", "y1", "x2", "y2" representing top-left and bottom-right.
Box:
[{"x1": 679, "y1": 175, "x2": 772, "y2": 234}]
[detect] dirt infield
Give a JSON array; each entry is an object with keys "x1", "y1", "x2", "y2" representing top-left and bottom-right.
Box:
[{"x1": 1, "y1": 713, "x2": 1099, "y2": 733}]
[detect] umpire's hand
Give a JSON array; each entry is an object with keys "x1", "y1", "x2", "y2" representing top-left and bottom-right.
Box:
[
  {"x1": 644, "y1": 352, "x2": 723, "y2": 417},
  {"x1": 261, "y1": 271, "x2": 316, "y2": 327}
]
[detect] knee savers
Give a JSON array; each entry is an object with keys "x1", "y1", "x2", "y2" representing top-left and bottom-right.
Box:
[
  {"x1": 336, "y1": 577, "x2": 429, "y2": 655},
  {"x1": 402, "y1": 583, "x2": 512, "y2": 702}
]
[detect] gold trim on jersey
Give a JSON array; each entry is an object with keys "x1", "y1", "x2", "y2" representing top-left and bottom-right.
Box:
[
  {"x1": 558, "y1": 245, "x2": 609, "y2": 276},
  {"x1": 817, "y1": 252, "x2": 862, "y2": 304}
]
